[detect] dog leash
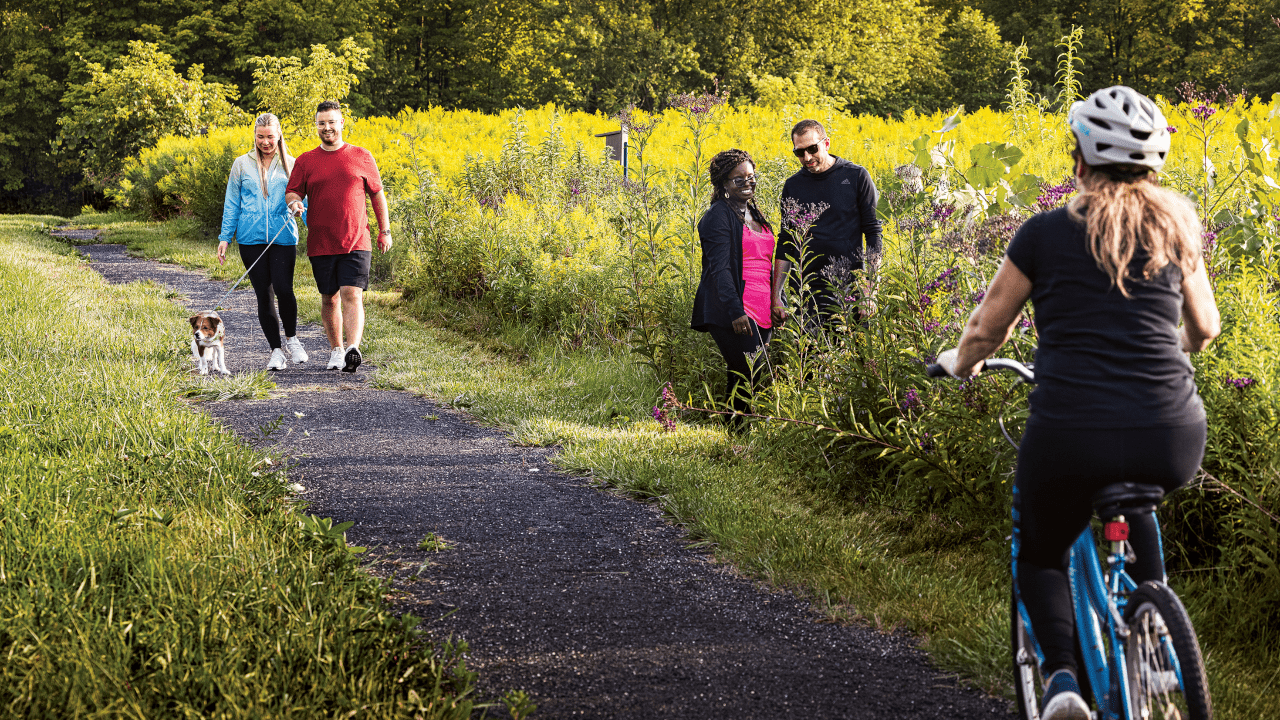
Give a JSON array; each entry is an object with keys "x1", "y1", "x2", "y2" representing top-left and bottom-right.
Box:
[{"x1": 211, "y1": 212, "x2": 294, "y2": 311}]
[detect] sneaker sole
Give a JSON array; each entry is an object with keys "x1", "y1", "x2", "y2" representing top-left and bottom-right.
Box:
[{"x1": 342, "y1": 348, "x2": 362, "y2": 373}]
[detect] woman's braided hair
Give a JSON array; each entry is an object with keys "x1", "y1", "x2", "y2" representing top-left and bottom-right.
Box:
[{"x1": 707, "y1": 148, "x2": 767, "y2": 226}]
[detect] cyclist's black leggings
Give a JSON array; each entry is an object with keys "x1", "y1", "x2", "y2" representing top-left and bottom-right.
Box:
[
  {"x1": 1014, "y1": 420, "x2": 1206, "y2": 677},
  {"x1": 237, "y1": 243, "x2": 298, "y2": 349}
]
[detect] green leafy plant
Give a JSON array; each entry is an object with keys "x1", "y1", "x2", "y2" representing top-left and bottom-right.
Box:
[
  {"x1": 55, "y1": 41, "x2": 243, "y2": 187},
  {"x1": 1053, "y1": 26, "x2": 1085, "y2": 113},
  {"x1": 248, "y1": 37, "x2": 371, "y2": 136},
  {"x1": 417, "y1": 532, "x2": 453, "y2": 552}
]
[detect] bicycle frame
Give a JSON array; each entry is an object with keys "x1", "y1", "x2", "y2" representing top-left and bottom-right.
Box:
[{"x1": 1015, "y1": 513, "x2": 1174, "y2": 720}]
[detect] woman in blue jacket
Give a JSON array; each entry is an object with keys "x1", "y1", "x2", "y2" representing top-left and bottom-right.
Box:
[{"x1": 217, "y1": 112, "x2": 307, "y2": 370}]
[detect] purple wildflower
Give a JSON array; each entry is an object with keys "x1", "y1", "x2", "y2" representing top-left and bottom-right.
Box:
[
  {"x1": 1018, "y1": 317, "x2": 1034, "y2": 330},
  {"x1": 923, "y1": 320, "x2": 941, "y2": 333},
  {"x1": 897, "y1": 216, "x2": 925, "y2": 234},
  {"x1": 917, "y1": 293, "x2": 933, "y2": 311},
  {"x1": 669, "y1": 91, "x2": 727, "y2": 121},
  {"x1": 1191, "y1": 104, "x2": 1216, "y2": 121},
  {"x1": 781, "y1": 197, "x2": 831, "y2": 232},
  {"x1": 1167, "y1": 125, "x2": 1178, "y2": 134},
  {"x1": 1225, "y1": 377, "x2": 1256, "y2": 389},
  {"x1": 651, "y1": 383, "x2": 678, "y2": 431},
  {"x1": 901, "y1": 388, "x2": 922, "y2": 412},
  {"x1": 971, "y1": 290, "x2": 986, "y2": 305},
  {"x1": 1035, "y1": 178, "x2": 1076, "y2": 212},
  {"x1": 924, "y1": 267, "x2": 959, "y2": 293},
  {"x1": 1202, "y1": 231, "x2": 1217, "y2": 256},
  {"x1": 930, "y1": 203, "x2": 956, "y2": 224}
]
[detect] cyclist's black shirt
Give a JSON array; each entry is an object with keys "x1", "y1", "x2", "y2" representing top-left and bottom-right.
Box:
[{"x1": 1005, "y1": 207, "x2": 1204, "y2": 428}]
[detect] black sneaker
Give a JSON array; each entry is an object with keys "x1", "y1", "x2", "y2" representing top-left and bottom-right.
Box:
[{"x1": 342, "y1": 346, "x2": 362, "y2": 373}]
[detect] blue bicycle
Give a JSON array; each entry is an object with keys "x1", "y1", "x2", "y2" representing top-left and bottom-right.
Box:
[{"x1": 928, "y1": 358, "x2": 1212, "y2": 720}]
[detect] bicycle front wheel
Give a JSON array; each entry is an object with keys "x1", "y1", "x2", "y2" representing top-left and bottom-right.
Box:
[{"x1": 1125, "y1": 581, "x2": 1212, "y2": 720}]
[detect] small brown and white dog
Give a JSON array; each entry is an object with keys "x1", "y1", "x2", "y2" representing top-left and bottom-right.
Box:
[{"x1": 189, "y1": 311, "x2": 230, "y2": 376}]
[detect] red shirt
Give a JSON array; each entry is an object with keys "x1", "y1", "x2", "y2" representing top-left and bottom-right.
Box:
[{"x1": 286, "y1": 144, "x2": 384, "y2": 256}]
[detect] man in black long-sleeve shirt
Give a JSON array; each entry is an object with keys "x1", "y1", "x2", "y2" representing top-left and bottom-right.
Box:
[{"x1": 772, "y1": 119, "x2": 882, "y2": 327}]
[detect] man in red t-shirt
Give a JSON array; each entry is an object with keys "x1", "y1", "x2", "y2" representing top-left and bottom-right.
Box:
[{"x1": 285, "y1": 100, "x2": 392, "y2": 373}]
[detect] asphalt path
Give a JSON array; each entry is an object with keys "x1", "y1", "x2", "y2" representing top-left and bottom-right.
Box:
[{"x1": 80, "y1": 238, "x2": 1014, "y2": 719}]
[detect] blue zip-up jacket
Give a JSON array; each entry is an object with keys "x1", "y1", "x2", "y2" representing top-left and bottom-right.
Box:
[{"x1": 219, "y1": 151, "x2": 304, "y2": 245}]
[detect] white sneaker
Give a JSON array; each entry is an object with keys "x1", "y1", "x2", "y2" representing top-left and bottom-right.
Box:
[
  {"x1": 1042, "y1": 670, "x2": 1091, "y2": 720},
  {"x1": 266, "y1": 347, "x2": 287, "y2": 371},
  {"x1": 327, "y1": 347, "x2": 346, "y2": 369},
  {"x1": 1042, "y1": 692, "x2": 1090, "y2": 720},
  {"x1": 286, "y1": 336, "x2": 308, "y2": 363}
]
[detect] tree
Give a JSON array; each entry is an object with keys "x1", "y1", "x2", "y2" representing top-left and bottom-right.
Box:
[
  {"x1": 54, "y1": 41, "x2": 243, "y2": 187},
  {"x1": 249, "y1": 37, "x2": 371, "y2": 136},
  {"x1": 0, "y1": 11, "x2": 65, "y2": 204},
  {"x1": 940, "y1": 7, "x2": 1012, "y2": 111}
]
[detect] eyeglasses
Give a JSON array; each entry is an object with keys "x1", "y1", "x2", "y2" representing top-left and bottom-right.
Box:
[
  {"x1": 315, "y1": 120, "x2": 341, "y2": 129},
  {"x1": 729, "y1": 173, "x2": 757, "y2": 188},
  {"x1": 792, "y1": 141, "x2": 826, "y2": 158}
]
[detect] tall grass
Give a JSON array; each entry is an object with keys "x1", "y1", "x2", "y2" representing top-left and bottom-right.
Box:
[{"x1": 0, "y1": 216, "x2": 480, "y2": 718}]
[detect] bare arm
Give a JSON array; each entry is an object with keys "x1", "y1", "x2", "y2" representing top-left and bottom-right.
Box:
[
  {"x1": 1180, "y1": 257, "x2": 1220, "y2": 352},
  {"x1": 942, "y1": 257, "x2": 1033, "y2": 377},
  {"x1": 371, "y1": 189, "x2": 392, "y2": 252},
  {"x1": 771, "y1": 259, "x2": 790, "y2": 323}
]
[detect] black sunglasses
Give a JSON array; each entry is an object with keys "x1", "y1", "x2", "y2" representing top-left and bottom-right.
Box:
[
  {"x1": 792, "y1": 141, "x2": 825, "y2": 158},
  {"x1": 729, "y1": 173, "x2": 757, "y2": 188}
]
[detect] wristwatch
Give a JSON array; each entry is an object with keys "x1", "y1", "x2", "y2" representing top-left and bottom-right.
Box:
[{"x1": 378, "y1": 228, "x2": 391, "y2": 235}]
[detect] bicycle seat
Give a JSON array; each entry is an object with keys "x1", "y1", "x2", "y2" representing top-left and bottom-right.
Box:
[{"x1": 1091, "y1": 482, "x2": 1165, "y2": 517}]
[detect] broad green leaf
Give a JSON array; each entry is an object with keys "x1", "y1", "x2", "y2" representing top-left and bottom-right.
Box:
[
  {"x1": 910, "y1": 133, "x2": 931, "y2": 169},
  {"x1": 935, "y1": 106, "x2": 964, "y2": 134}
]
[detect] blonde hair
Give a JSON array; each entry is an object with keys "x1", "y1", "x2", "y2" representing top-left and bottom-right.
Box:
[
  {"x1": 253, "y1": 113, "x2": 293, "y2": 177},
  {"x1": 1067, "y1": 157, "x2": 1201, "y2": 297}
]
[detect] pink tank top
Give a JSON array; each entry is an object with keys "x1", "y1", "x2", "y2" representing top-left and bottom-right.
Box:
[{"x1": 741, "y1": 224, "x2": 775, "y2": 329}]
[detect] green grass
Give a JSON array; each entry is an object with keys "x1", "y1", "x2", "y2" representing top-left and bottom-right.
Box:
[
  {"x1": 0, "y1": 216, "x2": 483, "y2": 718},
  {"x1": 80, "y1": 212, "x2": 1280, "y2": 717}
]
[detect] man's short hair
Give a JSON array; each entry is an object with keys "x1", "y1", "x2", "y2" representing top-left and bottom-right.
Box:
[
  {"x1": 791, "y1": 119, "x2": 826, "y2": 140},
  {"x1": 316, "y1": 100, "x2": 342, "y2": 114}
]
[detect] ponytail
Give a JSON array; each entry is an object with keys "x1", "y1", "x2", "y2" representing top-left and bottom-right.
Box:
[{"x1": 1067, "y1": 162, "x2": 1200, "y2": 297}]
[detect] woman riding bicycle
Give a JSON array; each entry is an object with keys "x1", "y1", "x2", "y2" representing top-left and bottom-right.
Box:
[{"x1": 937, "y1": 86, "x2": 1220, "y2": 720}]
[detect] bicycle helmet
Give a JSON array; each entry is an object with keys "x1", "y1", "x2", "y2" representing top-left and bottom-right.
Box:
[{"x1": 1068, "y1": 86, "x2": 1170, "y2": 172}]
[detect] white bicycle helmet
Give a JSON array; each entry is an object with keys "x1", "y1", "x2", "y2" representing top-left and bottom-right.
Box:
[{"x1": 1068, "y1": 86, "x2": 1170, "y2": 172}]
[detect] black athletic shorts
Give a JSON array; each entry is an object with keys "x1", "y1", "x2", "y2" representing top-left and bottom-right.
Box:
[{"x1": 309, "y1": 251, "x2": 371, "y2": 295}]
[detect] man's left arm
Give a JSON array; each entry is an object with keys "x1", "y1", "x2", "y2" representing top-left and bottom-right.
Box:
[
  {"x1": 371, "y1": 189, "x2": 391, "y2": 252},
  {"x1": 364, "y1": 150, "x2": 392, "y2": 253},
  {"x1": 857, "y1": 167, "x2": 883, "y2": 266}
]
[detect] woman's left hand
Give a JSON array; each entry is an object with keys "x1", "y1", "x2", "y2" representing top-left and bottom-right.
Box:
[
  {"x1": 732, "y1": 314, "x2": 752, "y2": 335},
  {"x1": 217, "y1": 240, "x2": 228, "y2": 266}
]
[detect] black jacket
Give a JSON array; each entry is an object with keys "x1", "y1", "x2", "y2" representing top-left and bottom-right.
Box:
[
  {"x1": 777, "y1": 156, "x2": 882, "y2": 277},
  {"x1": 690, "y1": 200, "x2": 772, "y2": 331}
]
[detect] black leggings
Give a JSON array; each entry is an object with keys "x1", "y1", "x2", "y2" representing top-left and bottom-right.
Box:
[
  {"x1": 1014, "y1": 420, "x2": 1206, "y2": 676},
  {"x1": 707, "y1": 322, "x2": 772, "y2": 418},
  {"x1": 237, "y1": 243, "x2": 298, "y2": 349}
]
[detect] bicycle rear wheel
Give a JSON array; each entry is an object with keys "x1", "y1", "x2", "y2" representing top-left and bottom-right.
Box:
[
  {"x1": 1125, "y1": 581, "x2": 1212, "y2": 720},
  {"x1": 1011, "y1": 590, "x2": 1043, "y2": 720}
]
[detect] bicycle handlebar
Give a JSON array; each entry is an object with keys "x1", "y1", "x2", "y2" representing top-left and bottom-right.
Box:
[{"x1": 925, "y1": 358, "x2": 1035, "y2": 383}]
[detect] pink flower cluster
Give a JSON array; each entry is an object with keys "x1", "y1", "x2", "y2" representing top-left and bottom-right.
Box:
[{"x1": 652, "y1": 382, "x2": 678, "y2": 431}]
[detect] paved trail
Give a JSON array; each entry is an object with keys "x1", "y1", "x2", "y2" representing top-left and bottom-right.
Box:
[{"x1": 83, "y1": 240, "x2": 1013, "y2": 719}]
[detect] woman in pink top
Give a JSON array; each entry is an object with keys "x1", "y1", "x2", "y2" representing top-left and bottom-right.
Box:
[{"x1": 690, "y1": 149, "x2": 785, "y2": 429}]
